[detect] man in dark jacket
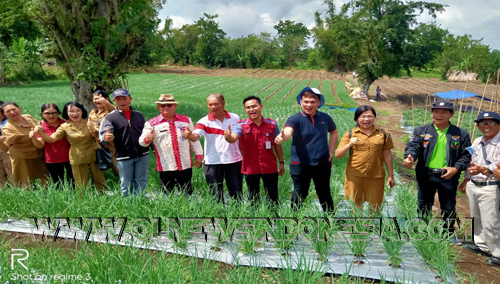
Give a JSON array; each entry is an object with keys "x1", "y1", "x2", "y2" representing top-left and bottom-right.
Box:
[
  {"x1": 99, "y1": 88, "x2": 150, "y2": 196},
  {"x1": 404, "y1": 100, "x2": 471, "y2": 236}
]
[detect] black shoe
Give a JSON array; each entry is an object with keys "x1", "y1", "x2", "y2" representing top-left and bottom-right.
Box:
[
  {"x1": 486, "y1": 257, "x2": 500, "y2": 267},
  {"x1": 464, "y1": 243, "x2": 482, "y2": 253},
  {"x1": 464, "y1": 243, "x2": 492, "y2": 256}
]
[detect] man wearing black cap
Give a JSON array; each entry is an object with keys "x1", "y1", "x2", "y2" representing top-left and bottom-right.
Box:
[
  {"x1": 458, "y1": 111, "x2": 500, "y2": 267},
  {"x1": 275, "y1": 87, "x2": 338, "y2": 213},
  {"x1": 403, "y1": 100, "x2": 471, "y2": 237}
]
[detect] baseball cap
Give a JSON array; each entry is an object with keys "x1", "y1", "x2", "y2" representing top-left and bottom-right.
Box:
[
  {"x1": 296, "y1": 87, "x2": 325, "y2": 108},
  {"x1": 474, "y1": 111, "x2": 500, "y2": 123},
  {"x1": 112, "y1": 88, "x2": 131, "y2": 98},
  {"x1": 431, "y1": 100, "x2": 454, "y2": 110}
]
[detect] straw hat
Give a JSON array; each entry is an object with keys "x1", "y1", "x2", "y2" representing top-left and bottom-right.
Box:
[{"x1": 155, "y1": 94, "x2": 178, "y2": 104}]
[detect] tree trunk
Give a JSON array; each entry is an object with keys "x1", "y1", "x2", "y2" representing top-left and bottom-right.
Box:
[
  {"x1": 0, "y1": 64, "x2": 5, "y2": 85},
  {"x1": 363, "y1": 80, "x2": 373, "y2": 99},
  {"x1": 71, "y1": 80, "x2": 95, "y2": 112}
]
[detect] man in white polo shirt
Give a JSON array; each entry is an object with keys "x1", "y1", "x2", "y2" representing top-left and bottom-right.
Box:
[{"x1": 183, "y1": 93, "x2": 243, "y2": 204}]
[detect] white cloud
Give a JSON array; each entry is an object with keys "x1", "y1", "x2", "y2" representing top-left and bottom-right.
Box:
[{"x1": 158, "y1": 0, "x2": 500, "y2": 50}]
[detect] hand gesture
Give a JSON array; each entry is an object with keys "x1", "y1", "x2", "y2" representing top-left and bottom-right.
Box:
[
  {"x1": 104, "y1": 128, "x2": 114, "y2": 142},
  {"x1": 403, "y1": 154, "x2": 414, "y2": 169},
  {"x1": 467, "y1": 161, "x2": 482, "y2": 176},
  {"x1": 441, "y1": 167, "x2": 458, "y2": 180},
  {"x1": 29, "y1": 127, "x2": 36, "y2": 138},
  {"x1": 33, "y1": 125, "x2": 43, "y2": 135},
  {"x1": 145, "y1": 129, "x2": 154, "y2": 144},
  {"x1": 495, "y1": 163, "x2": 500, "y2": 180},
  {"x1": 349, "y1": 137, "x2": 358, "y2": 147},
  {"x1": 98, "y1": 94, "x2": 108, "y2": 105},
  {"x1": 224, "y1": 125, "x2": 232, "y2": 140},
  {"x1": 275, "y1": 128, "x2": 285, "y2": 145},
  {"x1": 0, "y1": 136, "x2": 6, "y2": 143},
  {"x1": 183, "y1": 126, "x2": 192, "y2": 140}
]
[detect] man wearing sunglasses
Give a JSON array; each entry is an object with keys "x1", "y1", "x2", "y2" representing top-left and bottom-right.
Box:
[
  {"x1": 459, "y1": 111, "x2": 500, "y2": 267},
  {"x1": 139, "y1": 94, "x2": 203, "y2": 195},
  {"x1": 404, "y1": 100, "x2": 471, "y2": 239}
]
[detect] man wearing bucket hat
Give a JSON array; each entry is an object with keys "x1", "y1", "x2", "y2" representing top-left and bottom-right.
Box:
[
  {"x1": 458, "y1": 111, "x2": 500, "y2": 267},
  {"x1": 139, "y1": 94, "x2": 203, "y2": 195},
  {"x1": 99, "y1": 88, "x2": 150, "y2": 196},
  {"x1": 275, "y1": 87, "x2": 338, "y2": 213},
  {"x1": 404, "y1": 100, "x2": 471, "y2": 238}
]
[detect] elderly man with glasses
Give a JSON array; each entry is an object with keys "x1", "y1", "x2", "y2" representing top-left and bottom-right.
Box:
[
  {"x1": 459, "y1": 111, "x2": 500, "y2": 267},
  {"x1": 139, "y1": 94, "x2": 203, "y2": 195}
]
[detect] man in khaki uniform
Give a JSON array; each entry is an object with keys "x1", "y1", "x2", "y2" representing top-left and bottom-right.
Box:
[{"x1": 0, "y1": 104, "x2": 12, "y2": 186}]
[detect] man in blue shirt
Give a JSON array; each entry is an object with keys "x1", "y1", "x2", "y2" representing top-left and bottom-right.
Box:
[{"x1": 275, "y1": 87, "x2": 338, "y2": 213}]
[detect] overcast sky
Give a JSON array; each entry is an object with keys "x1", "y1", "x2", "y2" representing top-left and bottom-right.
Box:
[{"x1": 158, "y1": 0, "x2": 500, "y2": 50}]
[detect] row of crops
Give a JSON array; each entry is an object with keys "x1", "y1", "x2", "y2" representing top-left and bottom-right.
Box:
[{"x1": 0, "y1": 73, "x2": 459, "y2": 283}]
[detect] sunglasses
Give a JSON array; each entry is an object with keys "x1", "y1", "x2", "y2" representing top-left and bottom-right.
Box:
[{"x1": 158, "y1": 104, "x2": 175, "y2": 108}]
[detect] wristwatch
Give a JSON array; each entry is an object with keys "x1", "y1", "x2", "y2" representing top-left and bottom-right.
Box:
[{"x1": 279, "y1": 161, "x2": 285, "y2": 164}]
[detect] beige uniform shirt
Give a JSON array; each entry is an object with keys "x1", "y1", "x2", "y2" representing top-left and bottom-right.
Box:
[
  {"x1": 338, "y1": 127, "x2": 394, "y2": 178},
  {"x1": 51, "y1": 119, "x2": 97, "y2": 166},
  {"x1": 2, "y1": 115, "x2": 43, "y2": 159}
]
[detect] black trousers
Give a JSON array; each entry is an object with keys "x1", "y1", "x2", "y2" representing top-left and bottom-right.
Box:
[
  {"x1": 417, "y1": 169, "x2": 459, "y2": 232},
  {"x1": 204, "y1": 161, "x2": 243, "y2": 204},
  {"x1": 290, "y1": 164, "x2": 334, "y2": 213},
  {"x1": 159, "y1": 168, "x2": 193, "y2": 195},
  {"x1": 46, "y1": 161, "x2": 74, "y2": 189},
  {"x1": 245, "y1": 172, "x2": 279, "y2": 206}
]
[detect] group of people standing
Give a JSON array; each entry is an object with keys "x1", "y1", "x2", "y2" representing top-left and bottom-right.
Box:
[
  {"x1": 0, "y1": 87, "x2": 394, "y2": 213},
  {"x1": 1, "y1": 86, "x2": 498, "y2": 266},
  {"x1": 403, "y1": 100, "x2": 500, "y2": 267}
]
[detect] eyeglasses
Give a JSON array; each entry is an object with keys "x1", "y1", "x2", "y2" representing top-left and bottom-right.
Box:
[
  {"x1": 478, "y1": 121, "x2": 498, "y2": 126},
  {"x1": 43, "y1": 112, "x2": 59, "y2": 116},
  {"x1": 359, "y1": 115, "x2": 375, "y2": 120},
  {"x1": 158, "y1": 104, "x2": 175, "y2": 108}
]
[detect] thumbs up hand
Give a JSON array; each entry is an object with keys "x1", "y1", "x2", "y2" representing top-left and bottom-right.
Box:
[
  {"x1": 98, "y1": 94, "x2": 107, "y2": 105},
  {"x1": 145, "y1": 128, "x2": 155, "y2": 143},
  {"x1": 183, "y1": 126, "x2": 192, "y2": 140},
  {"x1": 403, "y1": 154, "x2": 415, "y2": 169},
  {"x1": 104, "y1": 128, "x2": 114, "y2": 142},
  {"x1": 29, "y1": 127, "x2": 36, "y2": 138},
  {"x1": 494, "y1": 163, "x2": 500, "y2": 180},
  {"x1": 33, "y1": 125, "x2": 43, "y2": 135},
  {"x1": 275, "y1": 128, "x2": 285, "y2": 145},
  {"x1": 224, "y1": 125, "x2": 232, "y2": 140}
]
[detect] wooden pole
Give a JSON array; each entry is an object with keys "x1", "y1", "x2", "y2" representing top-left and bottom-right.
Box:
[
  {"x1": 424, "y1": 94, "x2": 429, "y2": 125},
  {"x1": 412, "y1": 98, "x2": 415, "y2": 130},
  {"x1": 495, "y1": 70, "x2": 500, "y2": 113},
  {"x1": 456, "y1": 80, "x2": 469, "y2": 127},
  {"x1": 467, "y1": 98, "x2": 476, "y2": 135}
]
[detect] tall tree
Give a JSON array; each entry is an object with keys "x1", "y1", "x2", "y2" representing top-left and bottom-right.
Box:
[
  {"x1": 274, "y1": 20, "x2": 310, "y2": 67},
  {"x1": 32, "y1": 0, "x2": 165, "y2": 109},
  {"x1": 195, "y1": 13, "x2": 226, "y2": 68},
  {"x1": 314, "y1": 0, "x2": 446, "y2": 93}
]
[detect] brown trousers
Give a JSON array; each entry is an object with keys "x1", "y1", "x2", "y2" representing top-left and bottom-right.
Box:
[{"x1": 71, "y1": 162, "x2": 106, "y2": 192}]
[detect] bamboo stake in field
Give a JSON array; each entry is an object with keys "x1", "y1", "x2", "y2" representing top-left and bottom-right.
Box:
[
  {"x1": 456, "y1": 80, "x2": 469, "y2": 127},
  {"x1": 412, "y1": 98, "x2": 415, "y2": 130},
  {"x1": 494, "y1": 70, "x2": 500, "y2": 112},
  {"x1": 467, "y1": 98, "x2": 477, "y2": 135},
  {"x1": 424, "y1": 94, "x2": 429, "y2": 125}
]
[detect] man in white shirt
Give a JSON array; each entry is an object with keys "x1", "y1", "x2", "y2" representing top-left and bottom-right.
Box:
[
  {"x1": 459, "y1": 111, "x2": 500, "y2": 267},
  {"x1": 183, "y1": 93, "x2": 243, "y2": 204}
]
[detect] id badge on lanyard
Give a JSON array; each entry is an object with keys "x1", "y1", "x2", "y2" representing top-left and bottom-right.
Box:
[{"x1": 265, "y1": 133, "x2": 272, "y2": 149}]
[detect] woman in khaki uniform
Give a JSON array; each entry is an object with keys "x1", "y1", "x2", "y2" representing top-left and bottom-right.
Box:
[
  {"x1": 0, "y1": 102, "x2": 49, "y2": 188},
  {"x1": 335, "y1": 105, "x2": 395, "y2": 211},
  {"x1": 35, "y1": 102, "x2": 106, "y2": 192},
  {"x1": 88, "y1": 90, "x2": 119, "y2": 176}
]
